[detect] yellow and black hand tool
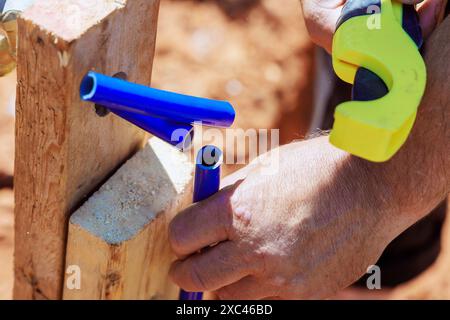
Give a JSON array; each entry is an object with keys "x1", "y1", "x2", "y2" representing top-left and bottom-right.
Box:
[{"x1": 331, "y1": 0, "x2": 426, "y2": 162}]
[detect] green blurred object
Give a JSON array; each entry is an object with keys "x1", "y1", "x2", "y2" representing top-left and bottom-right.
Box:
[{"x1": 0, "y1": 0, "x2": 36, "y2": 76}]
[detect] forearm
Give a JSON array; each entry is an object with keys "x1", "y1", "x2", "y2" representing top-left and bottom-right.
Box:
[
  {"x1": 369, "y1": 18, "x2": 449, "y2": 223},
  {"x1": 258, "y1": 18, "x2": 448, "y2": 251},
  {"x1": 169, "y1": 6, "x2": 449, "y2": 300}
]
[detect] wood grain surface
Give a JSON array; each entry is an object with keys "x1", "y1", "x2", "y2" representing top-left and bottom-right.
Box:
[{"x1": 14, "y1": 0, "x2": 160, "y2": 299}]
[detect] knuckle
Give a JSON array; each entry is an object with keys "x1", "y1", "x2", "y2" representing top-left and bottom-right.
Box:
[
  {"x1": 168, "y1": 221, "x2": 184, "y2": 254},
  {"x1": 189, "y1": 260, "x2": 208, "y2": 291},
  {"x1": 236, "y1": 248, "x2": 254, "y2": 269},
  {"x1": 217, "y1": 188, "x2": 237, "y2": 233},
  {"x1": 217, "y1": 205, "x2": 233, "y2": 237}
]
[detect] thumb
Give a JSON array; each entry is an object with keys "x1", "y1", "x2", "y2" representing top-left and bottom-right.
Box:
[
  {"x1": 300, "y1": 0, "x2": 345, "y2": 53},
  {"x1": 169, "y1": 184, "x2": 237, "y2": 258}
]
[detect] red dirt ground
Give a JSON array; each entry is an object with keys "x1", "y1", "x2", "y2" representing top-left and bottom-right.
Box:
[{"x1": 152, "y1": 0, "x2": 315, "y2": 175}]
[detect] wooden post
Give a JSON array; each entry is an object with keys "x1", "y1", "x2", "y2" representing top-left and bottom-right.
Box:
[
  {"x1": 63, "y1": 137, "x2": 193, "y2": 300},
  {"x1": 14, "y1": 0, "x2": 160, "y2": 300}
]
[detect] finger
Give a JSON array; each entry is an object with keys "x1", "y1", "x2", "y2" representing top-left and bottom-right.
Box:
[
  {"x1": 417, "y1": 0, "x2": 446, "y2": 38},
  {"x1": 301, "y1": 0, "x2": 345, "y2": 53},
  {"x1": 169, "y1": 241, "x2": 253, "y2": 292},
  {"x1": 215, "y1": 276, "x2": 278, "y2": 300},
  {"x1": 169, "y1": 184, "x2": 236, "y2": 257}
]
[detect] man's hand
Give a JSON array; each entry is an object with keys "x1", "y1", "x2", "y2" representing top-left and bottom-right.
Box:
[
  {"x1": 169, "y1": 119, "x2": 450, "y2": 299},
  {"x1": 300, "y1": 0, "x2": 446, "y2": 53},
  {"x1": 169, "y1": 138, "x2": 411, "y2": 299},
  {"x1": 168, "y1": 16, "x2": 449, "y2": 299}
]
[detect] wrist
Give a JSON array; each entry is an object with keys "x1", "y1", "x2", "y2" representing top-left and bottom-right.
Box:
[{"x1": 310, "y1": 137, "x2": 410, "y2": 246}]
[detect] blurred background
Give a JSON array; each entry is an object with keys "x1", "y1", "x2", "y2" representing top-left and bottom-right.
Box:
[{"x1": 0, "y1": 0, "x2": 449, "y2": 299}]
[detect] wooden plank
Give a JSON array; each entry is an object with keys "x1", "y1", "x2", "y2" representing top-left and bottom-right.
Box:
[
  {"x1": 14, "y1": 0, "x2": 160, "y2": 300},
  {"x1": 63, "y1": 137, "x2": 193, "y2": 300}
]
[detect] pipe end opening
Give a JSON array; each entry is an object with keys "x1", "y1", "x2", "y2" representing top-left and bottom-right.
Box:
[
  {"x1": 80, "y1": 72, "x2": 97, "y2": 101},
  {"x1": 197, "y1": 145, "x2": 222, "y2": 169}
]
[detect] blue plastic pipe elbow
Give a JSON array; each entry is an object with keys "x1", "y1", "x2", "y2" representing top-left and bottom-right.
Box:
[
  {"x1": 80, "y1": 71, "x2": 235, "y2": 128},
  {"x1": 180, "y1": 145, "x2": 222, "y2": 301},
  {"x1": 111, "y1": 109, "x2": 194, "y2": 150}
]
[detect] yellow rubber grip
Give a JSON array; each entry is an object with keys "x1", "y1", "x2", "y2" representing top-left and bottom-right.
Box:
[{"x1": 331, "y1": 0, "x2": 426, "y2": 162}]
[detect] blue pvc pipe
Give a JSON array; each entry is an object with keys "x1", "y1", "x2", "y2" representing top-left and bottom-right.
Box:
[
  {"x1": 192, "y1": 145, "x2": 222, "y2": 203},
  {"x1": 180, "y1": 145, "x2": 222, "y2": 301},
  {"x1": 80, "y1": 71, "x2": 235, "y2": 128},
  {"x1": 112, "y1": 109, "x2": 194, "y2": 150}
]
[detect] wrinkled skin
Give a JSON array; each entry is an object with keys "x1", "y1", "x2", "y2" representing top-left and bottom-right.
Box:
[
  {"x1": 170, "y1": 138, "x2": 408, "y2": 299},
  {"x1": 169, "y1": 0, "x2": 449, "y2": 300}
]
